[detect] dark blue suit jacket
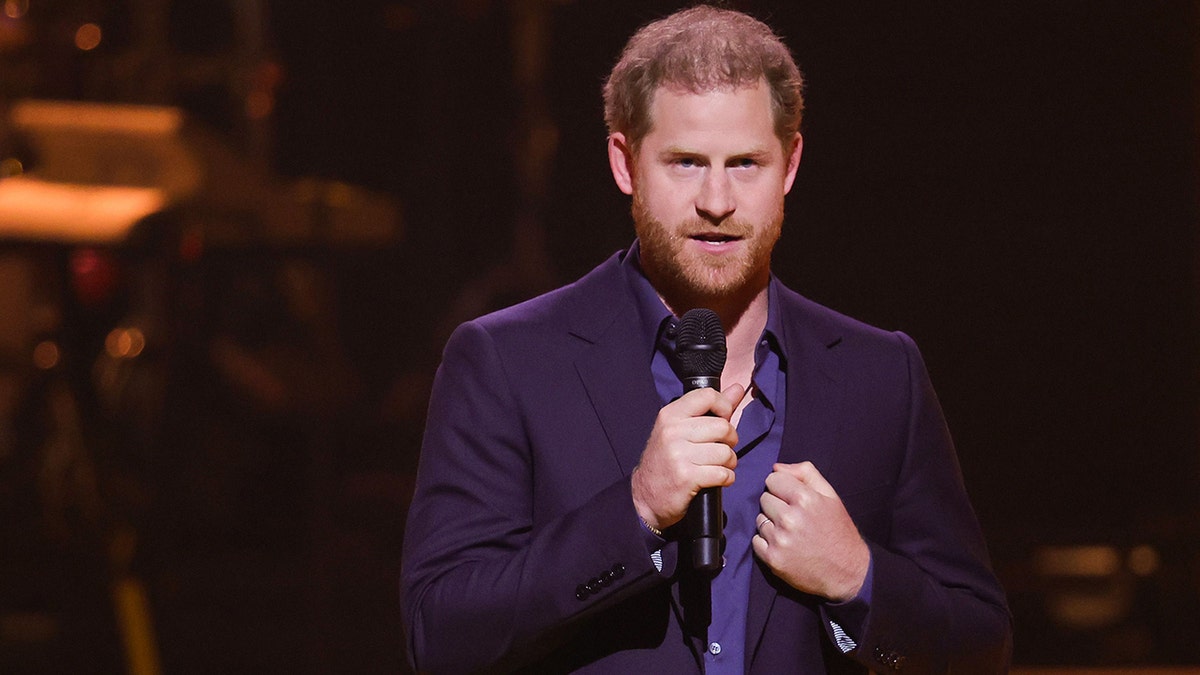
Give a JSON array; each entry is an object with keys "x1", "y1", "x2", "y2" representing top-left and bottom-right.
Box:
[{"x1": 401, "y1": 250, "x2": 1012, "y2": 673}]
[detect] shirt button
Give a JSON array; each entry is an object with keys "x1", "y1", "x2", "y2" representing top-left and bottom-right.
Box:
[{"x1": 708, "y1": 642, "x2": 722, "y2": 655}]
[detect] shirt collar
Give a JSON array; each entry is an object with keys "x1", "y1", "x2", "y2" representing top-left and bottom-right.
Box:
[
  {"x1": 622, "y1": 240, "x2": 675, "y2": 351},
  {"x1": 762, "y1": 274, "x2": 787, "y2": 371}
]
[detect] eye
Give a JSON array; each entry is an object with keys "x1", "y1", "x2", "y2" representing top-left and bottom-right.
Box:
[
  {"x1": 675, "y1": 157, "x2": 698, "y2": 169},
  {"x1": 731, "y1": 157, "x2": 758, "y2": 169}
]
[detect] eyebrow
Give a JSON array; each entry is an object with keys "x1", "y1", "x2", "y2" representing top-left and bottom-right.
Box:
[{"x1": 657, "y1": 146, "x2": 776, "y2": 162}]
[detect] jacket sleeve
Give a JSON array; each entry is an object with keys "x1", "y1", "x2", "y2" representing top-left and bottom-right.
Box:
[
  {"x1": 828, "y1": 331, "x2": 1013, "y2": 673},
  {"x1": 400, "y1": 320, "x2": 674, "y2": 673}
]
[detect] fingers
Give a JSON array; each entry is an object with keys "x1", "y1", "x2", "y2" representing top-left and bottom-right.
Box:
[
  {"x1": 659, "y1": 390, "x2": 739, "y2": 449},
  {"x1": 755, "y1": 512, "x2": 773, "y2": 531},
  {"x1": 752, "y1": 515, "x2": 771, "y2": 555},
  {"x1": 771, "y1": 461, "x2": 838, "y2": 498},
  {"x1": 757, "y1": 462, "x2": 831, "y2": 530},
  {"x1": 632, "y1": 389, "x2": 742, "y2": 530},
  {"x1": 754, "y1": 460, "x2": 871, "y2": 601},
  {"x1": 671, "y1": 386, "x2": 741, "y2": 421},
  {"x1": 763, "y1": 469, "x2": 804, "y2": 507},
  {"x1": 758, "y1": 488, "x2": 786, "y2": 522},
  {"x1": 696, "y1": 463, "x2": 737, "y2": 489},
  {"x1": 751, "y1": 530, "x2": 769, "y2": 558},
  {"x1": 679, "y1": 416, "x2": 739, "y2": 452},
  {"x1": 680, "y1": 438, "x2": 738, "y2": 483}
]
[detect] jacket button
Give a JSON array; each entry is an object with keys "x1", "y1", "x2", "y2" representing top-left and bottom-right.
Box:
[
  {"x1": 872, "y1": 646, "x2": 906, "y2": 671},
  {"x1": 586, "y1": 578, "x2": 602, "y2": 593},
  {"x1": 610, "y1": 563, "x2": 625, "y2": 579},
  {"x1": 575, "y1": 584, "x2": 590, "y2": 600}
]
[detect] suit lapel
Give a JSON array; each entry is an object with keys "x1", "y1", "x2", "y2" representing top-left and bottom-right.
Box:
[
  {"x1": 746, "y1": 289, "x2": 846, "y2": 669},
  {"x1": 573, "y1": 333, "x2": 660, "y2": 476},
  {"x1": 566, "y1": 255, "x2": 661, "y2": 477}
]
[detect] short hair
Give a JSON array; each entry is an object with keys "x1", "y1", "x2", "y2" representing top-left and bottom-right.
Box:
[{"x1": 603, "y1": 5, "x2": 804, "y2": 148}]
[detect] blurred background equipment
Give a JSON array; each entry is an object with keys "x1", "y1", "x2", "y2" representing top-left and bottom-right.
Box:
[{"x1": 0, "y1": 1, "x2": 404, "y2": 673}]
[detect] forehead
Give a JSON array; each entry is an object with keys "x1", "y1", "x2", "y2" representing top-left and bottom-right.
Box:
[{"x1": 642, "y1": 80, "x2": 778, "y2": 153}]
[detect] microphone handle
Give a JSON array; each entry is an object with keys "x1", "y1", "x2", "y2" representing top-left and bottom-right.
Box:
[
  {"x1": 689, "y1": 488, "x2": 722, "y2": 575},
  {"x1": 683, "y1": 374, "x2": 723, "y2": 576}
]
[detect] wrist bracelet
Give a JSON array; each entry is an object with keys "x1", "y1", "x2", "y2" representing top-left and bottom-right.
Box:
[{"x1": 640, "y1": 517, "x2": 664, "y2": 537}]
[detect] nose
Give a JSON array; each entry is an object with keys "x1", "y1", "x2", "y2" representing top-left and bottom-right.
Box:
[{"x1": 695, "y1": 168, "x2": 735, "y2": 223}]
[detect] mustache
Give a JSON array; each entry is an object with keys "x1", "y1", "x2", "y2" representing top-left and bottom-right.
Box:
[{"x1": 674, "y1": 220, "x2": 755, "y2": 239}]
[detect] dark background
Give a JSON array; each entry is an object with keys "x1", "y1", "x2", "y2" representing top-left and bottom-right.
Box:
[{"x1": 1, "y1": 1, "x2": 1197, "y2": 672}]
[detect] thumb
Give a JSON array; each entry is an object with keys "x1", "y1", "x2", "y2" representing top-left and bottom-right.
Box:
[{"x1": 720, "y1": 382, "x2": 747, "y2": 410}]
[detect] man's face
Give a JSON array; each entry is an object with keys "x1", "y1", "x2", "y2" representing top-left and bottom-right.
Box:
[{"x1": 609, "y1": 79, "x2": 802, "y2": 305}]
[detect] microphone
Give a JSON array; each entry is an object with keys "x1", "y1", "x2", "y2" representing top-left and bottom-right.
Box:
[{"x1": 675, "y1": 308, "x2": 727, "y2": 576}]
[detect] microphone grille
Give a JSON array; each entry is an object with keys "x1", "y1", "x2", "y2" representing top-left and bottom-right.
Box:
[{"x1": 675, "y1": 308, "x2": 727, "y2": 378}]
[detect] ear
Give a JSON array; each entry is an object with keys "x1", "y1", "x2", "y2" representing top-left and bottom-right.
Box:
[
  {"x1": 782, "y1": 133, "x2": 803, "y2": 195},
  {"x1": 608, "y1": 132, "x2": 635, "y2": 195}
]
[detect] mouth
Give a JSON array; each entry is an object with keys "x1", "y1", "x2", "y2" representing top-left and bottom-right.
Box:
[{"x1": 689, "y1": 232, "x2": 743, "y2": 246}]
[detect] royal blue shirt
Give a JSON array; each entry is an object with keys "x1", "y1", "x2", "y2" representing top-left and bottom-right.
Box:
[
  {"x1": 623, "y1": 244, "x2": 784, "y2": 673},
  {"x1": 622, "y1": 242, "x2": 873, "y2": 672}
]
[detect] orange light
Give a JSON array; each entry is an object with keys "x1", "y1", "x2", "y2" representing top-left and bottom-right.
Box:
[
  {"x1": 0, "y1": 177, "x2": 168, "y2": 245},
  {"x1": 245, "y1": 91, "x2": 274, "y2": 120},
  {"x1": 105, "y1": 328, "x2": 146, "y2": 359},
  {"x1": 4, "y1": 0, "x2": 29, "y2": 19},
  {"x1": 1127, "y1": 545, "x2": 1161, "y2": 577},
  {"x1": 74, "y1": 23, "x2": 102, "y2": 51},
  {"x1": 33, "y1": 341, "x2": 60, "y2": 370}
]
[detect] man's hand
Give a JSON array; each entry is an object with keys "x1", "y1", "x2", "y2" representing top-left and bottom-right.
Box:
[
  {"x1": 631, "y1": 384, "x2": 745, "y2": 532},
  {"x1": 752, "y1": 461, "x2": 870, "y2": 602}
]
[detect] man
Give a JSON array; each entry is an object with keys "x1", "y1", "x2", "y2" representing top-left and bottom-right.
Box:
[{"x1": 402, "y1": 5, "x2": 1011, "y2": 673}]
